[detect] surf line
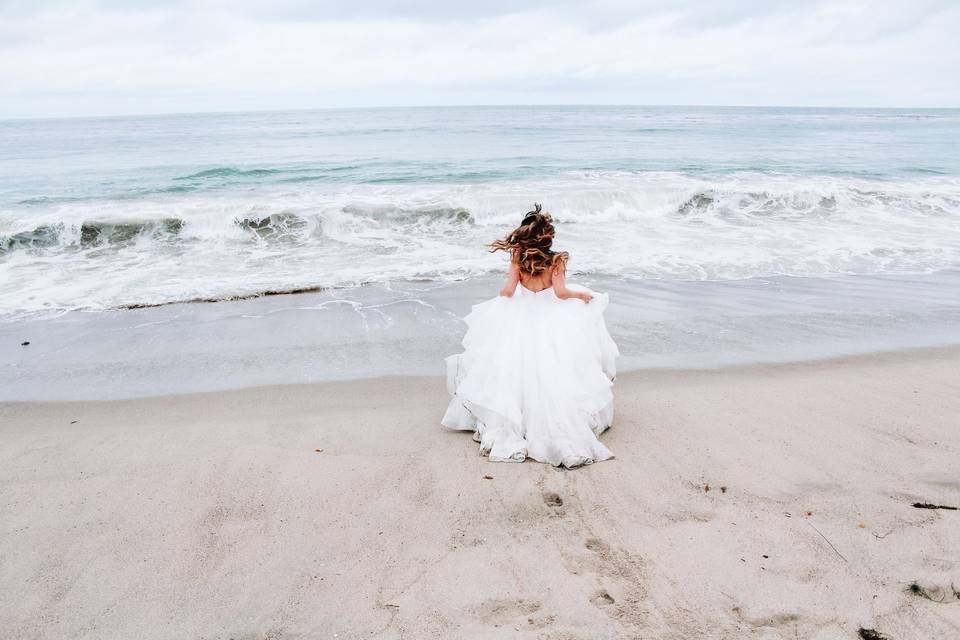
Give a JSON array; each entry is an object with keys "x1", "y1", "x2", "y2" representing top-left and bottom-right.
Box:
[{"x1": 114, "y1": 284, "x2": 358, "y2": 310}]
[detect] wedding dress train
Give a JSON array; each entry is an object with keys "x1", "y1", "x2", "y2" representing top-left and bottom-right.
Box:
[{"x1": 442, "y1": 282, "x2": 619, "y2": 468}]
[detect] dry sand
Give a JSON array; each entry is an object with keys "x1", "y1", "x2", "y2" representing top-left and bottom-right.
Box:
[{"x1": 2, "y1": 347, "x2": 959, "y2": 639}]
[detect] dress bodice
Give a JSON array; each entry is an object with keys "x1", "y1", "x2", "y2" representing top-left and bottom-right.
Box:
[{"x1": 517, "y1": 282, "x2": 555, "y2": 297}]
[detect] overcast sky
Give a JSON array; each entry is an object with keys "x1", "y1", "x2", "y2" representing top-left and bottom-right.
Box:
[{"x1": 1, "y1": 0, "x2": 958, "y2": 118}]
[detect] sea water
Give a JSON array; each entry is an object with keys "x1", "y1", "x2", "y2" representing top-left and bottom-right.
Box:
[{"x1": 2, "y1": 106, "x2": 959, "y2": 399}]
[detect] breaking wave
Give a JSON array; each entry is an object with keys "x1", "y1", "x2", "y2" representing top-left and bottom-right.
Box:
[{"x1": 1, "y1": 171, "x2": 959, "y2": 317}]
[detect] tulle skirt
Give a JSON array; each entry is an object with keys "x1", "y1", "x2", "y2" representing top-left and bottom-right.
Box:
[{"x1": 442, "y1": 283, "x2": 619, "y2": 468}]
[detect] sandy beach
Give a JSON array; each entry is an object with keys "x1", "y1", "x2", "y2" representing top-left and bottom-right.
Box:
[
  {"x1": 2, "y1": 347, "x2": 958, "y2": 639},
  {"x1": 4, "y1": 2, "x2": 960, "y2": 638}
]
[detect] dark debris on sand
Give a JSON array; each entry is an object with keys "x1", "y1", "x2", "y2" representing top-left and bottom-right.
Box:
[{"x1": 912, "y1": 502, "x2": 957, "y2": 510}]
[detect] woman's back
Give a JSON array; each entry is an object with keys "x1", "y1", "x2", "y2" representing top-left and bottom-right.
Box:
[
  {"x1": 519, "y1": 266, "x2": 553, "y2": 292},
  {"x1": 490, "y1": 205, "x2": 593, "y2": 303}
]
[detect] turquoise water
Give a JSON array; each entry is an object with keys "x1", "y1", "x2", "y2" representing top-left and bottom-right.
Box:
[
  {"x1": 2, "y1": 106, "x2": 960, "y2": 319},
  {"x1": 2, "y1": 106, "x2": 960, "y2": 398},
  {"x1": 4, "y1": 107, "x2": 960, "y2": 198}
]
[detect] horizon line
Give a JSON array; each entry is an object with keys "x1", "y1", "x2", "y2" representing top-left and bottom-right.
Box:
[{"x1": 3, "y1": 102, "x2": 960, "y2": 123}]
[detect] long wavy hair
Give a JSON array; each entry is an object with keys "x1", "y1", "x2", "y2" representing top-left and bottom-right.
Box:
[{"x1": 489, "y1": 203, "x2": 569, "y2": 276}]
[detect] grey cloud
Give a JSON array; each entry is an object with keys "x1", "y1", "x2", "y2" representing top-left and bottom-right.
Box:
[
  {"x1": 0, "y1": 0, "x2": 827, "y2": 24},
  {"x1": 0, "y1": 0, "x2": 958, "y2": 118},
  {"x1": 0, "y1": 0, "x2": 950, "y2": 33}
]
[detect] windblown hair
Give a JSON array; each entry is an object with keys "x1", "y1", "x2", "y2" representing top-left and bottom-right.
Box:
[{"x1": 489, "y1": 203, "x2": 569, "y2": 275}]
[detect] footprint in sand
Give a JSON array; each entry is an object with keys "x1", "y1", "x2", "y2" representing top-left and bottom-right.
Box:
[
  {"x1": 590, "y1": 589, "x2": 616, "y2": 607},
  {"x1": 584, "y1": 537, "x2": 610, "y2": 555},
  {"x1": 542, "y1": 492, "x2": 563, "y2": 507},
  {"x1": 472, "y1": 597, "x2": 543, "y2": 623}
]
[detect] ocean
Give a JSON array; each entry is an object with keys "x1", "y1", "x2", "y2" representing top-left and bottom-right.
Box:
[{"x1": 2, "y1": 106, "x2": 960, "y2": 399}]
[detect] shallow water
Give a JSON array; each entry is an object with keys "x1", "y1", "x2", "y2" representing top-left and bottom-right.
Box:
[
  {"x1": 3, "y1": 106, "x2": 960, "y2": 399},
  {"x1": 2, "y1": 106, "x2": 960, "y2": 319},
  {"x1": 4, "y1": 272, "x2": 959, "y2": 401}
]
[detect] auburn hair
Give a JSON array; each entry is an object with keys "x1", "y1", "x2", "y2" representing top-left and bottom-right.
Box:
[{"x1": 489, "y1": 203, "x2": 569, "y2": 276}]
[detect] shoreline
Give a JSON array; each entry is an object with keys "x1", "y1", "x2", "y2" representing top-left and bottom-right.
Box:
[
  {"x1": 3, "y1": 342, "x2": 958, "y2": 406},
  {"x1": 2, "y1": 345, "x2": 958, "y2": 638},
  {"x1": 5, "y1": 271, "x2": 960, "y2": 402}
]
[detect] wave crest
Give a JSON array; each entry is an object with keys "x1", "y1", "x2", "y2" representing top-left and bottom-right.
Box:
[
  {"x1": 1, "y1": 217, "x2": 186, "y2": 252},
  {"x1": 175, "y1": 167, "x2": 282, "y2": 181},
  {"x1": 235, "y1": 212, "x2": 309, "y2": 239},
  {"x1": 2, "y1": 171, "x2": 959, "y2": 317}
]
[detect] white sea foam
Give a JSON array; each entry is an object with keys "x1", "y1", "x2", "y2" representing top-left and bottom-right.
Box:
[{"x1": 2, "y1": 171, "x2": 960, "y2": 319}]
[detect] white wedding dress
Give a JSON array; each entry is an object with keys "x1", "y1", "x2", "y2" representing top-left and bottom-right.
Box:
[{"x1": 442, "y1": 282, "x2": 619, "y2": 468}]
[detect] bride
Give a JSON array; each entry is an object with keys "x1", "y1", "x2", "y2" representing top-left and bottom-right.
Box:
[{"x1": 442, "y1": 204, "x2": 619, "y2": 468}]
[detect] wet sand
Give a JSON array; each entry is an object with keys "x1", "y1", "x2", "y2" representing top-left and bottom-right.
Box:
[
  {"x1": 5, "y1": 271, "x2": 960, "y2": 402},
  {"x1": 2, "y1": 347, "x2": 959, "y2": 638}
]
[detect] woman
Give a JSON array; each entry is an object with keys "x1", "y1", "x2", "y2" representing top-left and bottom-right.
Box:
[{"x1": 442, "y1": 204, "x2": 619, "y2": 468}]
